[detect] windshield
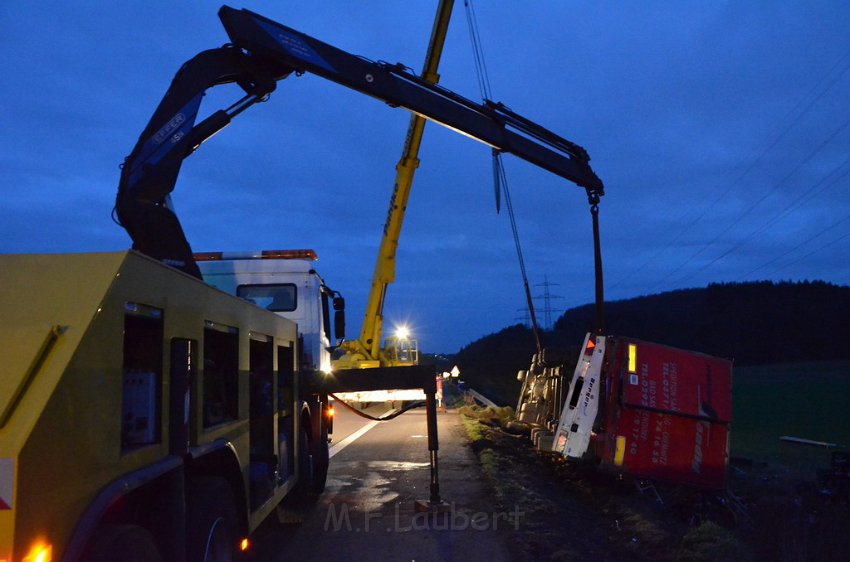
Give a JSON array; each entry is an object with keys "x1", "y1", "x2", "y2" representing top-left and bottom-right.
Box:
[{"x1": 237, "y1": 284, "x2": 297, "y2": 312}]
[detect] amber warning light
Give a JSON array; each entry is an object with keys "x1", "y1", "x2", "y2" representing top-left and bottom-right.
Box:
[
  {"x1": 23, "y1": 541, "x2": 52, "y2": 562},
  {"x1": 627, "y1": 343, "x2": 637, "y2": 373}
]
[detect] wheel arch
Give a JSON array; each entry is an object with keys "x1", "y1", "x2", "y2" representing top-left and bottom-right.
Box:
[
  {"x1": 63, "y1": 456, "x2": 184, "y2": 562},
  {"x1": 185, "y1": 440, "x2": 250, "y2": 537}
]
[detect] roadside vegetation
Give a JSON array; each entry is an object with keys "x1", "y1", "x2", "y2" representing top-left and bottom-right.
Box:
[
  {"x1": 732, "y1": 362, "x2": 850, "y2": 468},
  {"x1": 455, "y1": 366, "x2": 850, "y2": 562},
  {"x1": 444, "y1": 280, "x2": 850, "y2": 559},
  {"x1": 452, "y1": 280, "x2": 850, "y2": 408}
]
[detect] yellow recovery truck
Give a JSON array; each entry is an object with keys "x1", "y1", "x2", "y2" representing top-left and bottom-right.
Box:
[
  {"x1": 1, "y1": 251, "x2": 439, "y2": 562},
  {"x1": 1, "y1": 5, "x2": 602, "y2": 561},
  {"x1": 1, "y1": 251, "x2": 324, "y2": 561}
]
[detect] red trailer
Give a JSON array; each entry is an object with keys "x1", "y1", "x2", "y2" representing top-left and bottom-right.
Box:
[{"x1": 551, "y1": 334, "x2": 732, "y2": 490}]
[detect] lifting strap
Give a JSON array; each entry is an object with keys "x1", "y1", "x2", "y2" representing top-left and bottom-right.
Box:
[
  {"x1": 493, "y1": 150, "x2": 543, "y2": 354},
  {"x1": 467, "y1": 0, "x2": 543, "y2": 353},
  {"x1": 466, "y1": 0, "x2": 604, "y2": 343}
]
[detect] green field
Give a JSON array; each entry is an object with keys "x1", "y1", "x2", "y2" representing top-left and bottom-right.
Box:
[{"x1": 731, "y1": 361, "x2": 850, "y2": 473}]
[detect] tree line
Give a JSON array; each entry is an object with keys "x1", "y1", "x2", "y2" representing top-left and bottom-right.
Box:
[{"x1": 452, "y1": 280, "x2": 850, "y2": 406}]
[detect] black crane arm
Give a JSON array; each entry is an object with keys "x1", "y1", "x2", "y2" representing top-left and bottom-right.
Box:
[
  {"x1": 116, "y1": 5, "x2": 603, "y2": 277},
  {"x1": 219, "y1": 6, "x2": 603, "y2": 194},
  {"x1": 115, "y1": 46, "x2": 290, "y2": 276}
]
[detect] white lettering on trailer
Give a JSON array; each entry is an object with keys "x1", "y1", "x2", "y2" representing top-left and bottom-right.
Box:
[
  {"x1": 691, "y1": 420, "x2": 710, "y2": 474},
  {"x1": 640, "y1": 363, "x2": 649, "y2": 405},
  {"x1": 662, "y1": 362, "x2": 679, "y2": 412},
  {"x1": 650, "y1": 416, "x2": 672, "y2": 466},
  {"x1": 581, "y1": 376, "x2": 595, "y2": 414}
]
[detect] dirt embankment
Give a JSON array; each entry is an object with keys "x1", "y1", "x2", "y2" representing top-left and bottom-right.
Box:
[{"x1": 459, "y1": 406, "x2": 850, "y2": 562}]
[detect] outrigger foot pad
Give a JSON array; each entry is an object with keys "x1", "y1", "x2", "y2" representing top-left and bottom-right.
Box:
[{"x1": 413, "y1": 499, "x2": 451, "y2": 513}]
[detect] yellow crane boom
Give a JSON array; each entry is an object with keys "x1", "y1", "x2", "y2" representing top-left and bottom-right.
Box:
[{"x1": 334, "y1": 0, "x2": 454, "y2": 369}]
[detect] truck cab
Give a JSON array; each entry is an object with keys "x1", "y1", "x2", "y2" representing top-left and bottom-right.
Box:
[{"x1": 195, "y1": 250, "x2": 341, "y2": 376}]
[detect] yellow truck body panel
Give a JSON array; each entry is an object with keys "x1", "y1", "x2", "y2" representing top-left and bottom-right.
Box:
[{"x1": 0, "y1": 251, "x2": 299, "y2": 561}]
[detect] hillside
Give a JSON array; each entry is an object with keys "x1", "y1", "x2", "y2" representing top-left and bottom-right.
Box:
[{"x1": 455, "y1": 280, "x2": 850, "y2": 404}]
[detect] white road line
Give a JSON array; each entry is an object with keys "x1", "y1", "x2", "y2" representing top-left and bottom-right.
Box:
[
  {"x1": 328, "y1": 408, "x2": 396, "y2": 459},
  {"x1": 329, "y1": 420, "x2": 379, "y2": 459}
]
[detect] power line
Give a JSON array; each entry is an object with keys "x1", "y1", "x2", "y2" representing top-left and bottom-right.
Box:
[
  {"x1": 748, "y1": 155, "x2": 850, "y2": 237},
  {"x1": 618, "y1": 46, "x2": 850, "y2": 294},
  {"x1": 668, "y1": 115, "x2": 850, "y2": 288},
  {"x1": 771, "y1": 229, "x2": 850, "y2": 276},
  {"x1": 732, "y1": 159, "x2": 850, "y2": 280},
  {"x1": 744, "y1": 213, "x2": 850, "y2": 280}
]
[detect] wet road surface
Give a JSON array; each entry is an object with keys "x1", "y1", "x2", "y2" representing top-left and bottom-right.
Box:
[{"x1": 249, "y1": 406, "x2": 516, "y2": 561}]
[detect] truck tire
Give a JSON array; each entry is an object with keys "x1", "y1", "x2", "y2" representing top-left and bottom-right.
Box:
[
  {"x1": 276, "y1": 426, "x2": 312, "y2": 524},
  {"x1": 84, "y1": 524, "x2": 163, "y2": 562},
  {"x1": 187, "y1": 477, "x2": 239, "y2": 562},
  {"x1": 310, "y1": 421, "x2": 330, "y2": 496},
  {"x1": 276, "y1": 422, "x2": 324, "y2": 524}
]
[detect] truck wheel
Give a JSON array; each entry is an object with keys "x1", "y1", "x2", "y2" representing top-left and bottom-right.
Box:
[
  {"x1": 276, "y1": 424, "x2": 319, "y2": 524},
  {"x1": 310, "y1": 422, "x2": 329, "y2": 496},
  {"x1": 187, "y1": 477, "x2": 239, "y2": 562},
  {"x1": 84, "y1": 524, "x2": 163, "y2": 562},
  {"x1": 276, "y1": 499, "x2": 308, "y2": 524}
]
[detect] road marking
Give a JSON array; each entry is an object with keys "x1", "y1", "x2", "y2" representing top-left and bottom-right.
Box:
[
  {"x1": 329, "y1": 409, "x2": 395, "y2": 459},
  {"x1": 329, "y1": 420, "x2": 379, "y2": 459}
]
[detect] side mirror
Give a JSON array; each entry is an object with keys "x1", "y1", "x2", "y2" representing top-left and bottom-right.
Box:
[{"x1": 333, "y1": 296, "x2": 345, "y2": 340}]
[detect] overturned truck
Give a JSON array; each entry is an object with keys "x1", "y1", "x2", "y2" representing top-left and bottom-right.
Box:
[{"x1": 516, "y1": 333, "x2": 732, "y2": 490}]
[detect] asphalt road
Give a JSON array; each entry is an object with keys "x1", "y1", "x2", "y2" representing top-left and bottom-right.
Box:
[{"x1": 249, "y1": 404, "x2": 516, "y2": 561}]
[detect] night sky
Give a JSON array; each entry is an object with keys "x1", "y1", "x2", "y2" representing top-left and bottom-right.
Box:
[{"x1": 2, "y1": 2, "x2": 849, "y2": 353}]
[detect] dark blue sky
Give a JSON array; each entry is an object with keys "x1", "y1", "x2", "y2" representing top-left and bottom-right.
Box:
[{"x1": 2, "y1": 2, "x2": 849, "y2": 352}]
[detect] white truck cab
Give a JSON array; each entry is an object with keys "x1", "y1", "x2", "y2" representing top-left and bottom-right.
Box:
[
  {"x1": 196, "y1": 250, "x2": 424, "y2": 404},
  {"x1": 195, "y1": 250, "x2": 342, "y2": 375}
]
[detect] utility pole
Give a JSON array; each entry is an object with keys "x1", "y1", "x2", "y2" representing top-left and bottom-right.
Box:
[
  {"x1": 515, "y1": 306, "x2": 531, "y2": 327},
  {"x1": 534, "y1": 275, "x2": 564, "y2": 330}
]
